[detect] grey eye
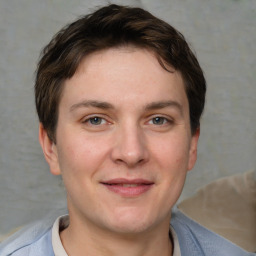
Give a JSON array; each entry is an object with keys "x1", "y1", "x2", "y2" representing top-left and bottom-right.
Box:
[
  {"x1": 152, "y1": 117, "x2": 166, "y2": 125},
  {"x1": 89, "y1": 117, "x2": 103, "y2": 125}
]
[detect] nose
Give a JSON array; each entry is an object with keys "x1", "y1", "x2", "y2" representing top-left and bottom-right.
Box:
[{"x1": 110, "y1": 124, "x2": 149, "y2": 167}]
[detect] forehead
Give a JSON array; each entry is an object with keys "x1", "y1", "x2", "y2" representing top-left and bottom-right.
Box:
[{"x1": 60, "y1": 47, "x2": 188, "y2": 112}]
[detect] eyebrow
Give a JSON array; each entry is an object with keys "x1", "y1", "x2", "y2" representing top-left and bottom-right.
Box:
[
  {"x1": 70, "y1": 100, "x2": 114, "y2": 112},
  {"x1": 70, "y1": 99, "x2": 183, "y2": 115},
  {"x1": 145, "y1": 100, "x2": 184, "y2": 115}
]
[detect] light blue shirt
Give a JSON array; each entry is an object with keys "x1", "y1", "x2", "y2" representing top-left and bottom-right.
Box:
[{"x1": 1, "y1": 209, "x2": 255, "y2": 256}]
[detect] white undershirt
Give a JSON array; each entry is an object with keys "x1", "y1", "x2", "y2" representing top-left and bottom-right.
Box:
[
  {"x1": 51, "y1": 216, "x2": 181, "y2": 256},
  {"x1": 52, "y1": 215, "x2": 69, "y2": 256}
]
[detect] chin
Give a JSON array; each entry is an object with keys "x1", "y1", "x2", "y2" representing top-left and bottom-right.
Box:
[{"x1": 105, "y1": 208, "x2": 159, "y2": 234}]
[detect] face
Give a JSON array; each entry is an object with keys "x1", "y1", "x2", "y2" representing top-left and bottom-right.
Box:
[{"x1": 40, "y1": 47, "x2": 199, "y2": 235}]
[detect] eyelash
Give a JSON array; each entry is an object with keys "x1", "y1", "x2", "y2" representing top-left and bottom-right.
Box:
[
  {"x1": 148, "y1": 116, "x2": 172, "y2": 125},
  {"x1": 82, "y1": 116, "x2": 109, "y2": 126},
  {"x1": 81, "y1": 115, "x2": 174, "y2": 128}
]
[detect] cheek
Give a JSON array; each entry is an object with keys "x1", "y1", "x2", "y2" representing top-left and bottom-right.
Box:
[
  {"x1": 56, "y1": 134, "x2": 110, "y2": 178},
  {"x1": 151, "y1": 134, "x2": 191, "y2": 170}
]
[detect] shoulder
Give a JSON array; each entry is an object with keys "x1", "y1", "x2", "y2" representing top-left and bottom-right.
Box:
[
  {"x1": 171, "y1": 207, "x2": 256, "y2": 256},
  {"x1": 0, "y1": 219, "x2": 55, "y2": 256}
]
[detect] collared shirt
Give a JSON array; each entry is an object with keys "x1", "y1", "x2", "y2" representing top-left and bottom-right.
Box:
[
  {"x1": 1, "y1": 208, "x2": 254, "y2": 256},
  {"x1": 51, "y1": 215, "x2": 181, "y2": 256}
]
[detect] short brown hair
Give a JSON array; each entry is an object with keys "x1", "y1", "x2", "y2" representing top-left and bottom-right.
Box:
[{"x1": 35, "y1": 4, "x2": 206, "y2": 142}]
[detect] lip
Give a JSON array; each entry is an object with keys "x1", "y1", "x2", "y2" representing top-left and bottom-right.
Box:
[{"x1": 100, "y1": 178, "x2": 154, "y2": 197}]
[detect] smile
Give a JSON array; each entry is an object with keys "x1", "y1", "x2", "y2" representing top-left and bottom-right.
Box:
[{"x1": 101, "y1": 179, "x2": 154, "y2": 197}]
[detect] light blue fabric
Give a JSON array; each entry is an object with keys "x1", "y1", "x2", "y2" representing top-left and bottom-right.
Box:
[
  {"x1": 1, "y1": 209, "x2": 255, "y2": 256},
  {"x1": 0, "y1": 214, "x2": 56, "y2": 256},
  {"x1": 171, "y1": 208, "x2": 256, "y2": 256}
]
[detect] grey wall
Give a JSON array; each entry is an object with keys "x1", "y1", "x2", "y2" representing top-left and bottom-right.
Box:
[{"x1": 0, "y1": 0, "x2": 255, "y2": 236}]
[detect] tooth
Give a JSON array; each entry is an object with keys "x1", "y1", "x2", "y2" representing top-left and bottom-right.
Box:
[{"x1": 122, "y1": 184, "x2": 139, "y2": 187}]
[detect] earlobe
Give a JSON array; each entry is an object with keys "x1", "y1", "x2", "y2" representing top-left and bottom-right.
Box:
[
  {"x1": 38, "y1": 123, "x2": 61, "y2": 175},
  {"x1": 188, "y1": 127, "x2": 200, "y2": 171}
]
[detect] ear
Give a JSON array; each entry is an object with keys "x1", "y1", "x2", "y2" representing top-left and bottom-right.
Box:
[
  {"x1": 38, "y1": 123, "x2": 61, "y2": 176},
  {"x1": 187, "y1": 127, "x2": 200, "y2": 171}
]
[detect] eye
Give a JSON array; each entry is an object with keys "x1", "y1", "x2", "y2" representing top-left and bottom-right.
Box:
[
  {"x1": 84, "y1": 116, "x2": 107, "y2": 125},
  {"x1": 150, "y1": 116, "x2": 169, "y2": 125}
]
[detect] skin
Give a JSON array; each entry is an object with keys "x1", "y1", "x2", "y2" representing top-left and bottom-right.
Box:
[{"x1": 39, "y1": 47, "x2": 199, "y2": 256}]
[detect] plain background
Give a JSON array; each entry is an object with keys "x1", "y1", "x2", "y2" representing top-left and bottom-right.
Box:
[{"x1": 0, "y1": 0, "x2": 255, "y2": 235}]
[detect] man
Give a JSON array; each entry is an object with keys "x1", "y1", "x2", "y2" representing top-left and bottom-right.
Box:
[{"x1": 0, "y1": 4, "x2": 252, "y2": 256}]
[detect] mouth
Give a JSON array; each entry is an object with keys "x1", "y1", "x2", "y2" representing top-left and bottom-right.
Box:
[{"x1": 100, "y1": 178, "x2": 154, "y2": 197}]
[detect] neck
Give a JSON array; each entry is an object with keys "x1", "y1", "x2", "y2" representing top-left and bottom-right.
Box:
[{"x1": 60, "y1": 214, "x2": 173, "y2": 256}]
